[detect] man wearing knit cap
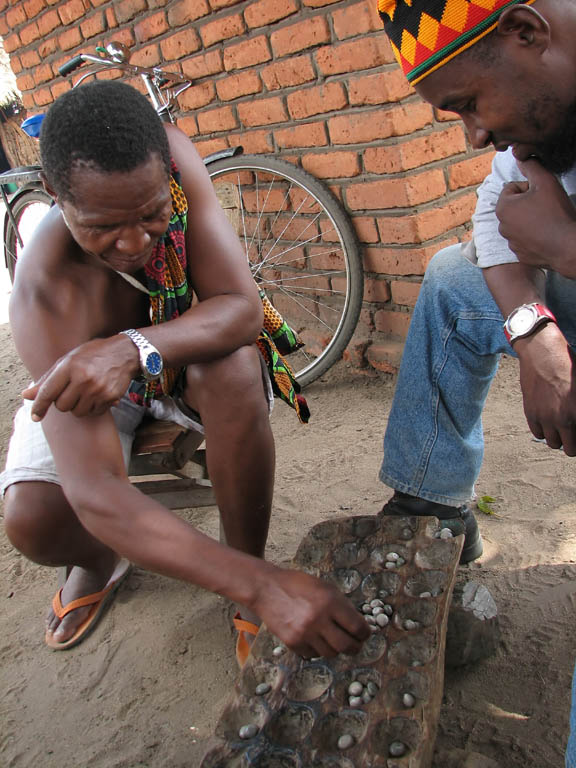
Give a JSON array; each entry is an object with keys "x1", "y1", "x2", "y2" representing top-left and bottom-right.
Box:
[{"x1": 377, "y1": 2, "x2": 576, "y2": 762}]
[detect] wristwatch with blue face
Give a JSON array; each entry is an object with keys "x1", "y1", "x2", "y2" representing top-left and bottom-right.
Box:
[{"x1": 120, "y1": 328, "x2": 163, "y2": 381}]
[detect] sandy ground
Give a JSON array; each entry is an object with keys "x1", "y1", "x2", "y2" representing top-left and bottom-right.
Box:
[{"x1": 1, "y1": 306, "x2": 575, "y2": 768}]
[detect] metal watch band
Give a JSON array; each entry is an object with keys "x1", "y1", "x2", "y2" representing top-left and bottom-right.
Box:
[
  {"x1": 120, "y1": 328, "x2": 163, "y2": 380},
  {"x1": 503, "y1": 302, "x2": 557, "y2": 345}
]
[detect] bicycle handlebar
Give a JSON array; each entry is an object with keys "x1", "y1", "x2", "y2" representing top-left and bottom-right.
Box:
[{"x1": 58, "y1": 49, "x2": 191, "y2": 88}]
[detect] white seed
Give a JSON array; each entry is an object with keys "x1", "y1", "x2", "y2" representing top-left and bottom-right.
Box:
[
  {"x1": 239, "y1": 724, "x2": 258, "y2": 740},
  {"x1": 385, "y1": 562, "x2": 397, "y2": 570},
  {"x1": 367, "y1": 681, "x2": 379, "y2": 696},
  {"x1": 411, "y1": 660, "x2": 423, "y2": 667},
  {"x1": 272, "y1": 645, "x2": 285, "y2": 657},
  {"x1": 386, "y1": 552, "x2": 400, "y2": 562},
  {"x1": 389, "y1": 741, "x2": 407, "y2": 757},
  {"x1": 349, "y1": 695, "x2": 363, "y2": 708},
  {"x1": 338, "y1": 734, "x2": 355, "y2": 750},
  {"x1": 255, "y1": 682, "x2": 271, "y2": 696},
  {"x1": 372, "y1": 606, "x2": 384, "y2": 616},
  {"x1": 362, "y1": 603, "x2": 373, "y2": 614},
  {"x1": 376, "y1": 613, "x2": 389, "y2": 627},
  {"x1": 439, "y1": 527, "x2": 454, "y2": 539},
  {"x1": 404, "y1": 619, "x2": 418, "y2": 631},
  {"x1": 402, "y1": 693, "x2": 416, "y2": 708},
  {"x1": 369, "y1": 624, "x2": 379, "y2": 633},
  {"x1": 362, "y1": 689, "x2": 372, "y2": 704},
  {"x1": 383, "y1": 604, "x2": 394, "y2": 616},
  {"x1": 365, "y1": 614, "x2": 376, "y2": 625},
  {"x1": 396, "y1": 557, "x2": 406, "y2": 566},
  {"x1": 348, "y1": 681, "x2": 363, "y2": 696},
  {"x1": 419, "y1": 591, "x2": 432, "y2": 598},
  {"x1": 370, "y1": 599, "x2": 384, "y2": 608}
]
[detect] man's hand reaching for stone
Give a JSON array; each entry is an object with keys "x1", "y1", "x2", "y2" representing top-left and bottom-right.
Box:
[
  {"x1": 496, "y1": 158, "x2": 576, "y2": 278},
  {"x1": 22, "y1": 335, "x2": 139, "y2": 420}
]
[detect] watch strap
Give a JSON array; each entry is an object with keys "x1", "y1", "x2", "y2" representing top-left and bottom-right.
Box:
[
  {"x1": 120, "y1": 328, "x2": 163, "y2": 380},
  {"x1": 503, "y1": 303, "x2": 557, "y2": 344}
]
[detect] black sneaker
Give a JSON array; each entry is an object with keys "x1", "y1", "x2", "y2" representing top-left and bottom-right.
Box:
[{"x1": 379, "y1": 492, "x2": 483, "y2": 564}]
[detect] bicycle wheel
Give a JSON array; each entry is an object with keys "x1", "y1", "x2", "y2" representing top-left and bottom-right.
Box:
[
  {"x1": 4, "y1": 187, "x2": 53, "y2": 283},
  {"x1": 207, "y1": 155, "x2": 363, "y2": 387}
]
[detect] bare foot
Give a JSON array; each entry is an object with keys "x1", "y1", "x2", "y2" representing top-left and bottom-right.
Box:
[{"x1": 45, "y1": 555, "x2": 121, "y2": 644}]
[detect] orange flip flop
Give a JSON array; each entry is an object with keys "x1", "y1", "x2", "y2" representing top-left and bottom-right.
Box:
[
  {"x1": 233, "y1": 612, "x2": 260, "y2": 668},
  {"x1": 45, "y1": 559, "x2": 132, "y2": 651}
]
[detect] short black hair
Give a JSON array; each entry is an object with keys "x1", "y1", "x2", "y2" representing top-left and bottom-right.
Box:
[{"x1": 41, "y1": 80, "x2": 171, "y2": 201}]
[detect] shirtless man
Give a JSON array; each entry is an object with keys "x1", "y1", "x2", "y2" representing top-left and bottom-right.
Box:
[{"x1": 1, "y1": 81, "x2": 368, "y2": 660}]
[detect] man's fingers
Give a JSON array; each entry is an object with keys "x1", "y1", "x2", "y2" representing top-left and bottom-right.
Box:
[
  {"x1": 500, "y1": 180, "x2": 529, "y2": 197},
  {"x1": 517, "y1": 157, "x2": 550, "y2": 185},
  {"x1": 21, "y1": 381, "x2": 39, "y2": 400}
]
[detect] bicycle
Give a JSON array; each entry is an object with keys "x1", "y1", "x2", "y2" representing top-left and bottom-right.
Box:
[{"x1": 0, "y1": 42, "x2": 363, "y2": 386}]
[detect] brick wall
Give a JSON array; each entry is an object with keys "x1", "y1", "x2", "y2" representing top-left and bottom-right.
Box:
[{"x1": 1, "y1": 0, "x2": 493, "y2": 374}]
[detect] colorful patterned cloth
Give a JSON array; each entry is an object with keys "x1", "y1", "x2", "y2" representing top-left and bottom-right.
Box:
[
  {"x1": 378, "y1": 0, "x2": 536, "y2": 84},
  {"x1": 128, "y1": 161, "x2": 309, "y2": 423}
]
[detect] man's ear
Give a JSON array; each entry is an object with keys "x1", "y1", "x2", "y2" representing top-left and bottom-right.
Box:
[
  {"x1": 39, "y1": 172, "x2": 56, "y2": 202},
  {"x1": 496, "y1": 4, "x2": 551, "y2": 50}
]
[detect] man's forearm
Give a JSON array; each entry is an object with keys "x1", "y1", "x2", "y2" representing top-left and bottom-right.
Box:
[{"x1": 482, "y1": 262, "x2": 546, "y2": 318}]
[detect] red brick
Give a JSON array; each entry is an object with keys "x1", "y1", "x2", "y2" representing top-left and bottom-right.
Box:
[
  {"x1": 261, "y1": 56, "x2": 315, "y2": 91},
  {"x1": 182, "y1": 51, "x2": 223, "y2": 80},
  {"x1": 9, "y1": 55, "x2": 22, "y2": 74},
  {"x1": 198, "y1": 105, "x2": 238, "y2": 134},
  {"x1": 134, "y1": 11, "x2": 169, "y2": 43},
  {"x1": 366, "y1": 340, "x2": 405, "y2": 371},
  {"x1": 435, "y1": 107, "x2": 460, "y2": 123},
  {"x1": 332, "y1": 0, "x2": 382, "y2": 39},
  {"x1": 329, "y1": 103, "x2": 434, "y2": 145},
  {"x1": 58, "y1": 0, "x2": 85, "y2": 25},
  {"x1": 349, "y1": 69, "x2": 412, "y2": 106},
  {"x1": 303, "y1": 0, "x2": 342, "y2": 6},
  {"x1": 90, "y1": 0, "x2": 108, "y2": 6},
  {"x1": 7, "y1": 4, "x2": 26, "y2": 27},
  {"x1": 229, "y1": 129, "x2": 273, "y2": 154},
  {"x1": 81, "y1": 11, "x2": 106, "y2": 39},
  {"x1": 352, "y1": 216, "x2": 379, "y2": 243},
  {"x1": 287, "y1": 82, "x2": 346, "y2": 120},
  {"x1": 23, "y1": 0, "x2": 46, "y2": 20},
  {"x1": 148, "y1": 0, "x2": 170, "y2": 7},
  {"x1": 105, "y1": 6, "x2": 117, "y2": 26},
  {"x1": 3, "y1": 33, "x2": 21, "y2": 54},
  {"x1": 59, "y1": 26, "x2": 83, "y2": 49},
  {"x1": 216, "y1": 70, "x2": 262, "y2": 101},
  {"x1": 179, "y1": 81, "x2": 216, "y2": 110},
  {"x1": 209, "y1": 0, "x2": 243, "y2": 8},
  {"x1": 270, "y1": 16, "x2": 330, "y2": 57},
  {"x1": 302, "y1": 151, "x2": 360, "y2": 179},
  {"x1": 103, "y1": 28, "x2": 135, "y2": 50},
  {"x1": 167, "y1": 0, "x2": 209, "y2": 26},
  {"x1": 34, "y1": 87, "x2": 54, "y2": 106},
  {"x1": 375, "y1": 193, "x2": 476, "y2": 244},
  {"x1": 391, "y1": 280, "x2": 421, "y2": 306},
  {"x1": 20, "y1": 49, "x2": 41, "y2": 68},
  {"x1": 130, "y1": 45, "x2": 162, "y2": 68},
  {"x1": 21, "y1": 20, "x2": 42, "y2": 44},
  {"x1": 200, "y1": 13, "x2": 245, "y2": 47},
  {"x1": 0, "y1": 16, "x2": 8, "y2": 36},
  {"x1": 34, "y1": 62, "x2": 53, "y2": 85},
  {"x1": 374, "y1": 310, "x2": 411, "y2": 339},
  {"x1": 193, "y1": 137, "x2": 230, "y2": 157},
  {"x1": 342, "y1": 340, "x2": 370, "y2": 369},
  {"x1": 245, "y1": 0, "x2": 298, "y2": 28},
  {"x1": 224, "y1": 35, "x2": 271, "y2": 71},
  {"x1": 176, "y1": 115, "x2": 199, "y2": 137},
  {"x1": 160, "y1": 29, "x2": 202, "y2": 61},
  {"x1": 448, "y1": 151, "x2": 494, "y2": 190},
  {"x1": 51, "y1": 79, "x2": 72, "y2": 99},
  {"x1": 238, "y1": 96, "x2": 286, "y2": 127},
  {"x1": 364, "y1": 277, "x2": 391, "y2": 303},
  {"x1": 16, "y1": 73, "x2": 35, "y2": 92},
  {"x1": 363, "y1": 125, "x2": 467, "y2": 174},
  {"x1": 22, "y1": 92, "x2": 36, "y2": 110},
  {"x1": 275, "y1": 122, "x2": 328, "y2": 149},
  {"x1": 364, "y1": 239, "x2": 458, "y2": 275},
  {"x1": 115, "y1": 0, "x2": 147, "y2": 24},
  {"x1": 347, "y1": 168, "x2": 446, "y2": 210},
  {"x1": 39, "y1": 37, "x2": 58, "y2": 57},
  {"x1": 316, "y1": 37, "x2": 391, "y2": 76}
]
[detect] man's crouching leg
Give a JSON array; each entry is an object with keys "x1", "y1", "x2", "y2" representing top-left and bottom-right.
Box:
[{"x1": 3, "y1": 481, "x2": 121, "y2": 644}]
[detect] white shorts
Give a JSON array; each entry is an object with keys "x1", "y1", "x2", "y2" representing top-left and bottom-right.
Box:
[{"x1": 0, "y1": 358, "x2": 273, "y2": 495}]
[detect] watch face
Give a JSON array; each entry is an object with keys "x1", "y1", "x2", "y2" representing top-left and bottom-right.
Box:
[
  {"x1": 145, "y1": 351, "x2": 163, "y2": 377},
  {"x1": 508, "y1": 306, "x2": 537, "y2": 336}
]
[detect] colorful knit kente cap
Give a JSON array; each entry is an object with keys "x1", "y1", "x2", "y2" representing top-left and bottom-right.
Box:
[{"x1": 378, "y1": 0, "x2": 536, "y2": 85}]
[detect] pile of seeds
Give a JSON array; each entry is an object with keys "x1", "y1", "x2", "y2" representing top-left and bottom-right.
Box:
[
  {"x1": 359, "y1": 597, "x2": 394, "y2": 633},
  {"x1": 347, "y1": 678, "x2": 380, "y2": 708}
]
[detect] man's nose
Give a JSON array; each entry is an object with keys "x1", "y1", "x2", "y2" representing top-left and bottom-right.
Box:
[
  {"x1": 463, "y1": 117, "x2": 491, "y2": 150},
  {"x1": 115, "y1": 225, "x2": 151, "y2": 254}
]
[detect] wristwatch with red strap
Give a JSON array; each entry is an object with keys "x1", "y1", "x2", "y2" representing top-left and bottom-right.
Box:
[{"x1": 503, "y1": 302, "x2": 557, "y2": 345}]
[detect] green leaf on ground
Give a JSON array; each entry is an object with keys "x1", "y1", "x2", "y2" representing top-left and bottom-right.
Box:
[{"x1": 477, "y1": 495, "x2": 499, "y2": 516}]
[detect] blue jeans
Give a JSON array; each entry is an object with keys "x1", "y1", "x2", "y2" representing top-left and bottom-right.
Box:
[{"x1": 380, "y1": 244, "x2": 576, "y2": 506}]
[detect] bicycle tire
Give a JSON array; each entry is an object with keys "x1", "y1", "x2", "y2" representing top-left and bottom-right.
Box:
[
  {"x1": 207, "y1": 155, "x2": 363, "y2": 387},
  {"x1": 4, "y1": 187, "x2": 53, "y2": 283}
]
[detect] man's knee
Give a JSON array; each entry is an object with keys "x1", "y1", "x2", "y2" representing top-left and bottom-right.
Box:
[
  {"x1": 3, "y1": 483, "x2": 57, "y2": 559},
  {"x1": 185, "y1": 345, "x2": 268, "y2": 417}
]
